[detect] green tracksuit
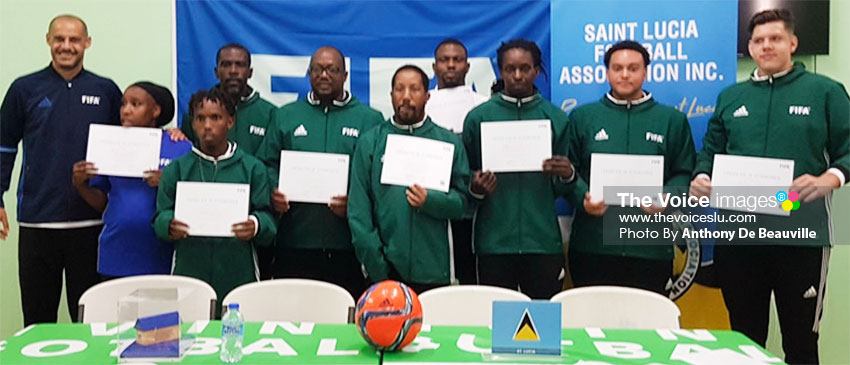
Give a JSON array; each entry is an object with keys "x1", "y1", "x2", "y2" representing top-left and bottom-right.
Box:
[
  {"x1": 181, "y1": 89, "x2": 275, "y2": 155},
  {"x1": 348, "y1": 118, "x2": 470, "y2": 284},
  {"x1": 565, "y1": 93, "x2": 696, "y2": 260},
  {"x1": 256, "y1": 92, "x2": 384, "y2": 257},
  {"x1": 153, "y1": 144, "x2": 277, "y2": 301},
  {"x1": 462, "y1": 92, "x2": 569, "y2": 255},
  {"x1": 696, "y1": 63, "x2": 849, "y2": 246}
]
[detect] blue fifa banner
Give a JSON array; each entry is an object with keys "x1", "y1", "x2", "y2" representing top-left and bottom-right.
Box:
[
  {"x1": 550, "y1": 0, "x2": 737, "y2": 151},
  {"x1": 175, "y1": 0, "x2": 551, "y2": 124},
  {"x1": 492, "y1": 301, "x2": 562, "y2": 355}
]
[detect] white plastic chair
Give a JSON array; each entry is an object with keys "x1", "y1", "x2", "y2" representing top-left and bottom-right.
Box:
[
  {"x1": 550, "y1": 286, "x2": 680, "y2": 329},
  {"x1": 78, "y1": 275, "x2": 217, "y2": 323},
  {"x1": 222, "y1": 279, "x2": 355, "y2": 323},
  {"x1": 418, "y1": 285, "x2": 532, "y2": 326}
]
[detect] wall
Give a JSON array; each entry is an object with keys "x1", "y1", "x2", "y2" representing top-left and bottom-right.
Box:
[{"x1": 0, "y1": 1, "x2": 847, "y2": 363}]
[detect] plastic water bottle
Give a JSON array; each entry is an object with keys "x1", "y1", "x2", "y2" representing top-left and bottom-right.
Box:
[{"x1": 220, "y1": 303, "x2": 244, "y2": 363}]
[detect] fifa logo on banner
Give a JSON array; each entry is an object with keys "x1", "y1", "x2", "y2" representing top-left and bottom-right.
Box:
[{"x1": 776, "y1": 190, "x2": 800, "y2": 212}]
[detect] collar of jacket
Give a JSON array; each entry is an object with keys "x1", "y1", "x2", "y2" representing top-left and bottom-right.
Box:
[
  {"x1": 307, "y1": 90, "x2": 352, "y2": 107},
  {"x1": 192, "y1": 141, "x2": 238, "y2": 162},
  {"x1": 390, "y1": 114, "x2": 428, "y2": 132},
  {"x1": 45, "y1": 63, "x2": 89, "y2": 82},
  {"x1": 603, "y1": 90, "x2": 654, "y2": 109},
  {"x1": 497, "y1": 92, "x2": 540, "y2": 108},
  {"x1": 212, "y1": 84, "x2": 260, "y2": 106},
  {"x1": 751, "y1": 62, "x2": 805, "y2": 84}
]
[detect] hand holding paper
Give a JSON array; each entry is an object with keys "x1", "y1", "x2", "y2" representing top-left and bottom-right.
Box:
[
  {"x1": 471, "y1": 170, "x2": 497, "y2": 196},
  {"x1": 278, "y1": 151, "x2": 349, "y2": 204},
  {"x1": 406, "y1": 185, "x2": 428, "y2": 207},
  {"x1": 480, "y1": 120, "x2": 551, "y2": 172},
  {"x1": 168, "y1": 219, "x2": 189, "y2": 241},
  {"x1": 86, "y1": 124, "x2": 162, "y2": 178},
  {"x1": 174, "y1": 182, "x2": 250, "y2": 237},
  {"x1": 231, "y1": 219, "x2": 256, "y2": 241},
  {"x1": 380, "y1": 135, "x2": 455, "y2": 193}
]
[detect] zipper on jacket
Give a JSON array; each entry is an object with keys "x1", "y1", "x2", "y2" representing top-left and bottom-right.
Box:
[
  {"x1": 762, "y1": 79, "x2": 775, "y2": 155},
  {"x1": 516, "y1": 100, "x2": 523, "y2": 253},
  {"x1": 408, "y1": 209, "x2": 414, "y2": 280},
  {"x1": 324, "y1": 106, "x2": 330, "y2": 152}
]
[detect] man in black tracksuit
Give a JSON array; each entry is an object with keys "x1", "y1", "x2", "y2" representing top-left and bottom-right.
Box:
[
  {"x1": 691, "y1": 10, "x2": 849, "y2": 364},
  {"x1": 0, "y1": 15, "x2": 122, "y2": 325}
]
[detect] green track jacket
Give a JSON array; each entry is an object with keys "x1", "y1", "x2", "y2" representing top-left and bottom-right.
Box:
[
  {"x1": 565, "y1": 93, "x2": 696, "y2": 260},
  {"x1": 256, "y1": 92, "x2": 384, "y2": 257},
  {"x1": 695, "y1": 63, "x2": 849, "y2": 246},
  {"x1": 181, "y1": 89, "x2": 275, "y2": 155},
  {"x1": 348, "y1": 117, "x2": 470, "y2": 284},
  {"x1": 462, "y1": 92, "x2": 570, "y2": 255},
  {"x1": 153, "y1": 144, "x2": 276, "y2": 300}
]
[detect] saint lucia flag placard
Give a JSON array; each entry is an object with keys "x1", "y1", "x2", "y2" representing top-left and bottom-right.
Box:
[{"x1": 492, "y1": 301, "x2": 561, "y2": 355}]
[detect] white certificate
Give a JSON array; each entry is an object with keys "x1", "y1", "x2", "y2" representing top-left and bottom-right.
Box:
[
  {"x1": 589, "y1": 153, "x2": 664, "y2": 205},
  {"x1": 380, "y1": 134, "x2": 455, "y2": 193},
  {"x1": 86, "y1": 124, "x2": 162, "y2": 177},
  {"x1": 710, "y1": 154, "x2": 794, "y2": 216},
  {"x1": 278, "y1": 150, "x2": 350, "y2": 204},
  {"x1": 480, "y1": 119, "x2": 551, "y2": 172},
  {"x1": 175, "y1": 182, "x2": 250, "y2": 237}
]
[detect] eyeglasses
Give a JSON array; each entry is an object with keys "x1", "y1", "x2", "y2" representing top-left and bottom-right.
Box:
[{"x1": 309, "y1": 66, "x2": 345, "y2": 76}]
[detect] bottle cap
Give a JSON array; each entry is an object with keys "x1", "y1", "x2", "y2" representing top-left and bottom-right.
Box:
[{"x1": 228, "y1": 303, "x2": 239, "y2": 310}]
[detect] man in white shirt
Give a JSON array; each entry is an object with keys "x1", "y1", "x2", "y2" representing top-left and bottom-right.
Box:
[
  {"x1": 425, "y1": 39, "x2": 487, "y2": 284},
  {"x1": 426, "y1": 39, "x2": 488, "y2": 134}
]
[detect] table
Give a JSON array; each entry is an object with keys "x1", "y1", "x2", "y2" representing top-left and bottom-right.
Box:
[{"x1": 0, "y1": 322, "x2": 785, "y2": 364}]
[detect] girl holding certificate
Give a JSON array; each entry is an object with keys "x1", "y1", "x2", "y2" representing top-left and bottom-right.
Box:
[
  {"x1": 462, "y1": 39, "x2": 574, "y2": 299},
  {"x1": 72, "y1": 82, "x2": 191, "y2": 279}
]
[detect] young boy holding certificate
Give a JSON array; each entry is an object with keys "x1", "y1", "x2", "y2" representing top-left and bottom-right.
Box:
[
  {"x1": 462, "y1": 40, "x2": 573, "y2": 299},
  {"x1": 563, "y1": 41, "x2": 696, "y2": 295},
  {"x1": 72, "y1": 82, "x2": 191, "y2": 279},
  {"x1": 153, "y1": 88, "x2": 276, "y2": 304},
  {"x1": 348, "y1": 65, "x2": 470, "y2": 295}
]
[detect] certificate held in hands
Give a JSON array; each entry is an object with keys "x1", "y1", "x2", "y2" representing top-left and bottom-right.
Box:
[
  {"x1": 86, "y1": 124, "x2": 162, "y2": 177},
  {"x1": 278, "y1": 150, "x2": 349, "y2": 204},
  {"x1": 710, "y1": 154, "x2": 794, "y2": 216},
  {"x1": 174, "y1": 182, "x2": 250, "y2": 237},
  {"x1": 480, "y1": 119, "x2": 551, "y2": 172},
  {"x1": 589, "y1": 153, "x2": 664, "y2": 205},
  {"x1": 380, "y1": 134, "x2": 455, "y2": 193}
]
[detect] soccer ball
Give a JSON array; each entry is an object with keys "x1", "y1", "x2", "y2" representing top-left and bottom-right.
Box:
[{"x1": 355, "y1": 280, "x2": 423, "y2": 351}]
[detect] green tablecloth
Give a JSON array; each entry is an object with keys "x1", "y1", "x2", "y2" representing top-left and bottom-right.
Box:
[{"x1": 0, "y1": 322, "x2": 785, "y2": 364}]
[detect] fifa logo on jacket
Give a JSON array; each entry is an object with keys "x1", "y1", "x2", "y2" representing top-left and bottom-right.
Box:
[
  {"x1": 789, "y1": 105, "x2": 811, "y2": 116},
  {"x1": 81, "y1": 95, "x2": 100, "y2": 105},
  {"x1": 342, "y1": 127, "x2": 359, "y2": 137},
  {"x1": 249, "y1": 125, "x2": 266, "y2": 136},
  {"x1": 645, "y1": 132, "x2": 664, "y2": 144}
]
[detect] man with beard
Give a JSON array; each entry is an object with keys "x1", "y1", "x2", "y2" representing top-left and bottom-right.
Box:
[
  {"x1": 0, "y1": 14, "x2": 122, "y2": 325},
  {"x1": 348, "y1": 65, "x2": 470, "y2": 294},
  {"x1": 425, "y1": 38, "x2": 487, "y2": 285},
  {"x1": 256, "y1": 46, "x2": 383, "y2": 298},
  {"x1": 180, "y1": 43, "x2": 274, "y2": 156}
]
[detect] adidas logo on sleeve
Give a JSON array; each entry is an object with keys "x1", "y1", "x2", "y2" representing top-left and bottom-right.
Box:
[
  {"x1": 594, "y1": 129, "x2": 609, "y2": 141},
  {"x1": 732, "y1": 105, "x2": 749, "y2": 118}
]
